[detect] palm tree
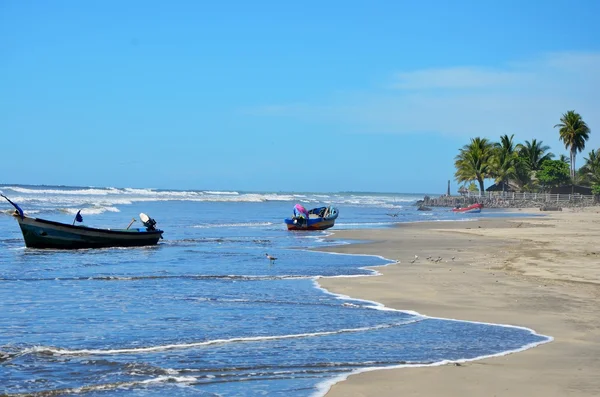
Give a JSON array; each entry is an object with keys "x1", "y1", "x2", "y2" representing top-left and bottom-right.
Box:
[
  {"x1": 558, "y1": 154, "x2": 571, "y2": 165},
  {"x1": 517, "y1": 139, "x2": 554, "y2": 172},
  {"x1": 454, "y1": 137, "x2": 494, "y2": 194},
  {"x1": 555, "y1": 110, "x2": 591, "y2": 179},
  {"x1": 579, "y1": 149, "x2": 600, "y2": 185},
  {"x1": 513, "y1": 156, "x2": 534, "y2": 191},
  {"x1": 491, "y1": 134, "x2": 517, "y2": 192}
]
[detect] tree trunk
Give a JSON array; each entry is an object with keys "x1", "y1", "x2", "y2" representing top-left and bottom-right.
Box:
[
  {"x1": 571, "y1": 149, "x2": 576, "y2": 180},
  {"x1": 478, "y1": 178, "x2": 484, "y2": 196},
  {"x1": 571, "y1": 149, "x2": 576, "y2": 194}
]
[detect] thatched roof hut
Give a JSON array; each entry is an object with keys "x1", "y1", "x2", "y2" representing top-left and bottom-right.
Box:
[{"x1": 486, "y1": 181, "x2": 517, "y2": 192}]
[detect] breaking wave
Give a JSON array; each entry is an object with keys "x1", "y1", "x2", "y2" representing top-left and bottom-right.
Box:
[{"x1": 0, "y1": 185, "x2": 423, "y2": 209}]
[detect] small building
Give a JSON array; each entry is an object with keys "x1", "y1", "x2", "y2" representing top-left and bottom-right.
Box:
[
  {"x1": 549, "y1": 185, "x2": 593, "y2": 195},
  {"x1": 485, "y1": 181, "x2": 517, "y2": 193}
]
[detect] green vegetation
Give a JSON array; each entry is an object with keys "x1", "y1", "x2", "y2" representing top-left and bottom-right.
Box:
[
  {"x1": 579, "y1": 149, "x2": 600, "y2": 186},
  {"x1": 454, "y1": 110, "x2": 593, "y2": 194},
  {"x1": 537, "y1": 160, "x2": 571, "y2": 189},
  {"x1": 467, "y1": 182, "x2": 479, "y2": 193}
]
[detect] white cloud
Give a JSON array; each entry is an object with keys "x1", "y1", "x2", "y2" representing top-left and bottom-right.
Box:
[
  {"x1": 391, "y1": 66, "x2": 527, "y2": 90},
  {"x1": 244, "y1": 51, "x2": 600, "y2": 151}
]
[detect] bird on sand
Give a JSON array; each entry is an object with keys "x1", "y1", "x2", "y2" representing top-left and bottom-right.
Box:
[{"x1": 265, "y1": 253, "x2": 277, "y2": 263}]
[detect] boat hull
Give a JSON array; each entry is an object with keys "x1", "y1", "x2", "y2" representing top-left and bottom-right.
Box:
[
  {"x1": 452, "y1": 204, "x2": 483, "y2": 214},
  {"x1": 16, "y1": 216, "x2": 163, "y2": 249},
  {"x1": 454, "y1": 208, "x2": 481, "y2": 214},
  {"x1": 285, "y1": 219, "x2": 336, "y2": 231}
]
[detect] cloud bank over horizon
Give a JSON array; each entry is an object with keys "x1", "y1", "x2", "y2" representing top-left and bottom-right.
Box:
[{"x1": 246, "y1": 51, "x2": 600, "y2": 153}]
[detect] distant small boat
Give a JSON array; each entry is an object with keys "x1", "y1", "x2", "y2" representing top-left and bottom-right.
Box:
[
  {"x1": 452, "y1": 203, "x2": 483, "y2": 214},
  {"x1": 2, "y1": 194, "x2": 163, "y2": 249},
  {"x1": 285, "y1": 204, "x2": 339, "y2": 231}
]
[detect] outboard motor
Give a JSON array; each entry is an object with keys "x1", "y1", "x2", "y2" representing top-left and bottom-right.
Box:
[
  {"x1": 292, "y1": 216, "x2": 307, "y2": 226},
  {"x1": 140, "y1": 213, "x2": 157, "y2": 231}
]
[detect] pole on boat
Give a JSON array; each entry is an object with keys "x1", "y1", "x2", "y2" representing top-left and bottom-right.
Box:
[
  {"x1": 72, "y1": 210, "x2": 83, "y2": 225},
  {"x1": 1, "y1": 194, "x2": 25, "y2": 219},
  {"x1": 126, "y1": 218, "x2": 136, "y2": 230}
]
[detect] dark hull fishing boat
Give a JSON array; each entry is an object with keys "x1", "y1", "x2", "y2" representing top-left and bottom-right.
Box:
[
  {"x1": 284, "y1": 204, "x2": 339, "y2": 231},
  {"x1": 2, "y1": 194, "x2": 163, "y2": 249}
]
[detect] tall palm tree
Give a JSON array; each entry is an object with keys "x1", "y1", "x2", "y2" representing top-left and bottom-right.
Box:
[
  {"x1": 454, "y1": 137, "x2": 494, "y2": 194},
  {"x1": 491, "y1": 134, "x2": 517, "y2": 192},
  {"x1": 555, "y1": 110, "x2": 591, "y2": 179},
  {"x1": 517, "y1": 139, "x2": 554, "y2": 172}
]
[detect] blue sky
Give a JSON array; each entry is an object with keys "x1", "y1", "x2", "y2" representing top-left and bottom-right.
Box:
[{"x1": 1, "y1": 1, "x2": 599, "y2": 194}]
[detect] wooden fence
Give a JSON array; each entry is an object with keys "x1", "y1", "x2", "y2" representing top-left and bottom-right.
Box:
[{"x1": 461, "y1": 191, "x2": 596, "y2": 203}]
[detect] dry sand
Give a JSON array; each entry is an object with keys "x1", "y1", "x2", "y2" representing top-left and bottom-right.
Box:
[{"x1": 318, "y1": 208, "x2": 600, "y2": 397}]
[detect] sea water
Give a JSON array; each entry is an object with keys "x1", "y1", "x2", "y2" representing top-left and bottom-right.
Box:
[{"x1": 0, "y1": 185, "x2": 549, "y2": 396}]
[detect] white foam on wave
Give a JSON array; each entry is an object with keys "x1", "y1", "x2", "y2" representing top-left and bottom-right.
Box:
[
  {"x1": 2, "y1": 185, "x2": 423, "y2": 208},
  {"x1": 59, "y1": 206, "x2": 121, "y2": 215},
  {"x1": 204, "y1": 190, "x2": 240, "y2": 195},
  {"x1": 142, "y1": 375, "x2": 197, "y2": 384},
  {"x1": 2, "y1": 208, "x2": 38, "y2": 216},
  {"x1": 7, "y1": 186, "x2": 129, "y2": 196},
  {"x1": 9, "y1": 375, "x2": 198, "y2": 396},
  {"x1": 24, "y1": 321, "x2": 412, "y2": 357}
]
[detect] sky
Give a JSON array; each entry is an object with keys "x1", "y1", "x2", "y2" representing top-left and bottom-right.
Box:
[{"x1": 1, "y1": 0, "x2": 599, "y2": 194}]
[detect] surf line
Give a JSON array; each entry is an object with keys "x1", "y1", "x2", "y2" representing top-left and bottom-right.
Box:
[{"x1": 26, "y1": 320, "x2": 420, "y2": 357}]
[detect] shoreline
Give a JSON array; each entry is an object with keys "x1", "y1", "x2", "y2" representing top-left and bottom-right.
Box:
[{"x1": 316, "y1": 208, "x2": 600, "y2": 397}]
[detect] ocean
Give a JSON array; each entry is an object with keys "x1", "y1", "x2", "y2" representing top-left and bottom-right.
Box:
[{"x1": 0, "y1": 185, "x2": 550, "y2": 396}]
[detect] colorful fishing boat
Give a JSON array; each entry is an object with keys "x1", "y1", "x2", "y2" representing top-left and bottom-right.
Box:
[
  {"x1": 2, "y1": 194, "x2": 163, "y2": 249},
  {"x1": 284, "y1": 204, "x2": 339, "y2": 230},
  {"x1": 452, "y1": 203, "x2": 483, "y2": 214}
]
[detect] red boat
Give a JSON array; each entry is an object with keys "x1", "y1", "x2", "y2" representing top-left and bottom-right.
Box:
[{"x1": 452, "y1": 203, "x2": 483, "y2": 214}]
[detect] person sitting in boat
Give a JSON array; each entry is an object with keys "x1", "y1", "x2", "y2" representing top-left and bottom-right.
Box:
[
  {"x1": 292, "y1": 204, "x2": 308, "y2": 225},
  {"x1": 293, "y1": 204, "x2": 308, "y2": 218}
]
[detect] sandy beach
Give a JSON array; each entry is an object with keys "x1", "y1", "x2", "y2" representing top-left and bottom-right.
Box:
[{"x1": 319, "y1": 208, "x2": 600, "y2": 396}]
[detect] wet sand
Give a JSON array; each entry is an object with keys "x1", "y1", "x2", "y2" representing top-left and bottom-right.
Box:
[{"x1": 318, "y1": 209, "x2": 600, "y2": 396}]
